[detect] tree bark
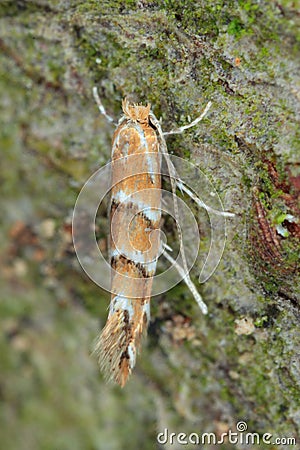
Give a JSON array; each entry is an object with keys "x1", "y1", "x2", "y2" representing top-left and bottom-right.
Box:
[{"x1": 0, "y1": 1, "x2": 299, "y2": 449}]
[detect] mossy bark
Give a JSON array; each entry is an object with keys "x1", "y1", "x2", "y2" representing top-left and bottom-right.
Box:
[{"x1": 0, "y1": 1, "x2": 299, "y2": 449}]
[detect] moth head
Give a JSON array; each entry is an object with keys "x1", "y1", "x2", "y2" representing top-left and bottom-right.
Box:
[{"x1": 122, "y1": 98, "x2": 151, "y2": 124}]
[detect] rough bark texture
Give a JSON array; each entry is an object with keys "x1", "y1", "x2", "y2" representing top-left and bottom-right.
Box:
[{"x1": 0, "y1": 1, "x2": 299, "y2": 449}]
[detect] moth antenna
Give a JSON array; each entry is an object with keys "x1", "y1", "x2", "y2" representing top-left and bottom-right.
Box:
[
  {"x1": 176, "y1": 180, "x2": 235, "y2": 218},
  {"x1": 163, "y1": 249, "x2": 208, "y2": 314},
  {"x1": 163, "y1": 101, "x2": 212, "y2": 136},
  {"x1": 93, "y1": 86, "x2": 117, "y2": 125}
]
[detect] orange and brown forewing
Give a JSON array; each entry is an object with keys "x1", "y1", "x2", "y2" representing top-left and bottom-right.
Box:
[{"x1": 95, "y1": 102, "x2": 161, "y2": 386}]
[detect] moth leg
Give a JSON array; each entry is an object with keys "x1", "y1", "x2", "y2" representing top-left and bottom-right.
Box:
[
  {"x1": 160, "y1": 146, "x2": 235, "y2": 217},
  {"x1": 149, "y1": 113, "x2": 196, "y2": 309},
  {"x1": 163, "y1": 242, "x2": 173, "y2": 252},
  {"x1": 163, "y1": 101, "x2": 212, "y2": 136},
  {"x1": 150, "y1": 105, "x2": 234, "y2": 218},
  {"x1": 92, "y1": 87, "x2": 117, "y2": 125},
  {"x1": 150, "y1": 107, "x2": 233, "y2": 317},
  {"x1": 163, "y1": 249, "x2": 208, "y2": 315},
  {"x1": 176, "y1": 179, "x2": 235, "y2": 218}
]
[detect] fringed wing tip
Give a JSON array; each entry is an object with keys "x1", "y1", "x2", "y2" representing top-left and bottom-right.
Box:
[
  {"x1": 93, "y1": 328, "x2": 131, "y2": 387},
  {"x1": 93, "y1": 309, "x2": 149, "y2": 388},
  {"x1": 92, "y1": 314, "x2": 134, "y2": 388}
]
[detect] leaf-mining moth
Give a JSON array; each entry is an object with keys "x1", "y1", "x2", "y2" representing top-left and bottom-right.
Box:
[{"x1": 92, "y1": 88, "x2": 233, "y2": 387}]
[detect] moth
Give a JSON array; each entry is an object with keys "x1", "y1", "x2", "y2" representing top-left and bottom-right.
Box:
[{"x1": 92, "y1": 88, "x2": 232, "y2": 386}]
